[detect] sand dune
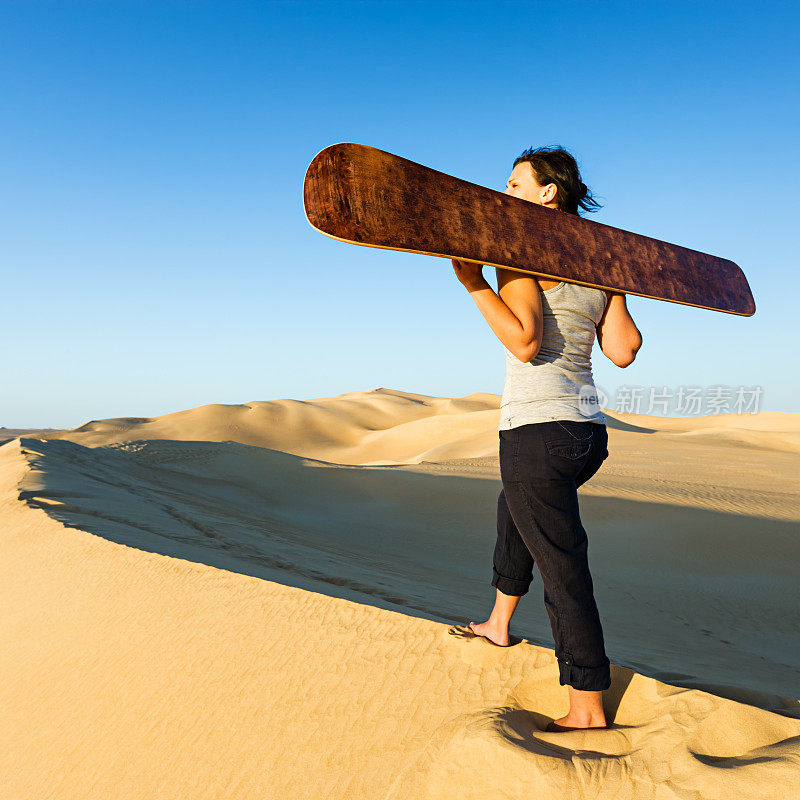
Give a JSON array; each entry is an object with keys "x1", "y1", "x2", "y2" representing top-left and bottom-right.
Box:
[
  {"x1": 2, "y1": 388, "x2": 800, "y2": 798},
  {"x1": 33, "y1": 387, "x2": 800, "y2": 462}
]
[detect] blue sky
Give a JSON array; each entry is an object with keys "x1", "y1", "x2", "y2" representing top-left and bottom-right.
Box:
[{"x1": 1, "y1": 0, "x2": 797, "y2": 428}]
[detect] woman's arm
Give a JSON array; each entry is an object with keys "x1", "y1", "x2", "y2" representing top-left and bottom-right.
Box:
[
  {"x1": 452, "y1": 260, "x2": 543, "y2": 362},
  {"x1": 596, "y1": 291, "x2": 643, "y2": 367}
]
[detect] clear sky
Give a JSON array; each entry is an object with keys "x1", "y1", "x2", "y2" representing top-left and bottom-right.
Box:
[{"x1": 1, "y1": 0, "x2": 797, "y2": 428}]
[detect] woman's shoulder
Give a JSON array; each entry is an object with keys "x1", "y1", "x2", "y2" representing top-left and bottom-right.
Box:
[{"x1": 537, "y1": 278, "x2": 562, "y2": 291}]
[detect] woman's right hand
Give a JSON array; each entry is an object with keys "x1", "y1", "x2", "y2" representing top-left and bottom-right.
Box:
[{"x1": 452, "y1": 258, "x2": 486, "y2": 289}]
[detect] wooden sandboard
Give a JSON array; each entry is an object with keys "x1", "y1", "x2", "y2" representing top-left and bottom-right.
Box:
[{"x1": 303, "y1": 142, "x2": 755, "y2": 316}]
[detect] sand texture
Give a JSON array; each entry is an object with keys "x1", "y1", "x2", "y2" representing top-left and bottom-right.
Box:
[{"x1": 2, "y1": 388, "x2": 799, "y2": 798}]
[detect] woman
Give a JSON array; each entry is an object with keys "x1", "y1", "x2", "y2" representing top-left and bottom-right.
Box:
[{"x1": 452, "y1": 146, "x2": 643, "y2": 732}]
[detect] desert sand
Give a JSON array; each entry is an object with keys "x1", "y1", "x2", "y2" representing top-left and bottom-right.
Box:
[{"x1": 2, "y1": 388, "x2": 799, "y2": 798}]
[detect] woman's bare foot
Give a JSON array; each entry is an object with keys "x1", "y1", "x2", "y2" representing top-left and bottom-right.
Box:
[
  {"x1": 467, "y1": 591, "x2": 520, "y2": 647},
  {"x1": 468, "y1": 619, "x2": 510, "y2": 647},
  {"x1": 550, "y1": 714, "x2": 607, "y2": 729}
]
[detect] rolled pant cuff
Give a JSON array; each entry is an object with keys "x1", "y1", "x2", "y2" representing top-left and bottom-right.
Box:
[
  {"x1": 557, "y1": 653, "x2": 611, "y2": 691},
  {"x1": 491, "y1": 568, "x2": 531, "y2": 597}
]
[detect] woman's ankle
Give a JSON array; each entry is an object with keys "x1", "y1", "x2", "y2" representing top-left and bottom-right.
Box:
[
  {"x1": 487, "y1": 614, "x2": 510, "y2": 631},
  {"x1": 566, "y1": 689, "x2": 605, "y2": 721}
]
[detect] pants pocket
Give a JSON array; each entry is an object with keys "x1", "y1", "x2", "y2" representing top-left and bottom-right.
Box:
[{"x1": 546, "y1": 440, "x2": 593, "y2": 460}]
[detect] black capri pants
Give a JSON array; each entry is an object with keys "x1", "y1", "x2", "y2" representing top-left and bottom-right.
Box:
[{"x1": 493, "y1": 419, "x2": 612, "y2": 691}]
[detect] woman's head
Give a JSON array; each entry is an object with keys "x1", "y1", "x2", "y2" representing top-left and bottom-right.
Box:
[{"x1": 504, "y1": 146, "x2": 601, "y2": 216}]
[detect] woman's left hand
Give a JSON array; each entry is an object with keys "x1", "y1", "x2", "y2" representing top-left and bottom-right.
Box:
[{"x1": 452, "y1": 258, "x2": 485, "y2": 288}]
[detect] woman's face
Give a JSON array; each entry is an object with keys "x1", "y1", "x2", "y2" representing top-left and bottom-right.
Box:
[{"x1": 504, "y1": 161, "x2": 557, "y2": 207}]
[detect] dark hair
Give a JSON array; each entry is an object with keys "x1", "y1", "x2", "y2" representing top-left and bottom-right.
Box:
[{"x1": 512, "y1": 145, "x2": 602, "y2": 216}]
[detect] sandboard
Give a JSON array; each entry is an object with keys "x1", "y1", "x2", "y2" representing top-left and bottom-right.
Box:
[{"x1": 303, "y1": 142, "x2": 755, "y2": 316}]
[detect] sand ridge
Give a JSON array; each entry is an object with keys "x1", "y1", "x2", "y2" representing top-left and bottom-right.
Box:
[{"x1": 2, "y1": 388, "x2": 800, "y2": 798}]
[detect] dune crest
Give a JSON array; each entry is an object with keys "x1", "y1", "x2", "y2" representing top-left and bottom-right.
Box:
[{"x1": 27, "y1": 388, "x2": 800, "y2": 463}]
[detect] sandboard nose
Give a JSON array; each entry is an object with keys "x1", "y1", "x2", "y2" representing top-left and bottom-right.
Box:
[{"x1": 303, "y1": 142, "x2": 363, "y2": 239}]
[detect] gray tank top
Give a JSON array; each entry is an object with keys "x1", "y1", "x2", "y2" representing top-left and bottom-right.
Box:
[{"x1": 499, "y1": 281, "x2": 608, "y2": 430}]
